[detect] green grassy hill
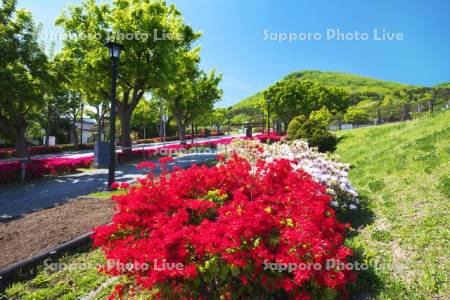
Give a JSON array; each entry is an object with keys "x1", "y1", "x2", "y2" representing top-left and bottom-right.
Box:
[
  {"x1": 229, "y1": 70, "x2": 449, "y2": 124},
  {"x1": 336, "y1": 110, "x2": 450, "y2": 298},
  {"x1": 288, "y1": 70, "x2": 412, "y2": 94},
  {"x1": 229, "y1": 70, "x2": 416, "y2": 120},
  {"x1": 435, "y1": 82, "x2": 450, "y2": 88}
]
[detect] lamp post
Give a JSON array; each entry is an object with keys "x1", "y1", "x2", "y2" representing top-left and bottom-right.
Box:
[
  {"x1": 266, "y1": 96, "x2": 271, "y2": 135},
  {"x1": 105, "y1": 41, "x2": 124, "y2": 190},
  {"x1": 80, "y1": 102, "x2": 84, "y2": 146},
  {"x1": 162, "y1": 114, "x2": 168, "y2": 146}
]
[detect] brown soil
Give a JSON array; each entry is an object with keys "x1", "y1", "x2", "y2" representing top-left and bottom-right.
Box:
[{"x1": 0, "y1": 197, "x2": 116, "y2": 269}]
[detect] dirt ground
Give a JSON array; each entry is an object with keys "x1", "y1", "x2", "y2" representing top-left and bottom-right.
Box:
[{"x1": 0, "y1": 197, "x2": 116, "y2": 269}]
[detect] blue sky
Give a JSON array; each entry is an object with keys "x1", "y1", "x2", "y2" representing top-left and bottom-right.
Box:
[{"x1": 18, "y1": 0, "x2": 450, "y2": 107}]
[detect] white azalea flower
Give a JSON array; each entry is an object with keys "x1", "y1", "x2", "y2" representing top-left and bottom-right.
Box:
[{"x1": 228, "y1": 139, "x2": 360, "y2": 211}]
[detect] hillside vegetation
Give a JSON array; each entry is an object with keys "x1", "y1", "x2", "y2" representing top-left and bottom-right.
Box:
[
  {"x1": 336, "y1": 110, "x2": 450, "y2": 298},
  {"x1": 288, "y1": 70, "x2": 411, "y2": 94},
  {"x1": 229, "y1": 70, "x2": 449, "y2": 125}
]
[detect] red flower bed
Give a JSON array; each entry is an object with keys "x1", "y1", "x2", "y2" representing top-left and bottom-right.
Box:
[
  {"x1": 0, "y1": 144, "x2": 94, "y2": 158},
  {"x1": 93, "y1": 155, "x2": 355, "y2": 299},
  {"x1": 41, "y1": 156, "x2": 93, "y2": 175},
  {"x1": 0, "y1": 160, "x2": 46, "y2": 184},
  {"x1": 0, "y1": 156, "x2": 93, "y2": 184},
  {"x1": 253, "y1": 133, "x2": 284, "y2": 143}
]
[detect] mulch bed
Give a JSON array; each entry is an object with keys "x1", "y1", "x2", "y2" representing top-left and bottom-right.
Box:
[{"x1": 0, "y1": 197, "x2": 116, "y2": 270}]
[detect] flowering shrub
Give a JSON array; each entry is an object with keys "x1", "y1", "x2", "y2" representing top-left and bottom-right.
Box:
[
  {"x1": 93, "y1": 155, "x2": 355, "y2": 299},
  {"x1": 253, "y1": 133, "x2": 284, "y2": 143},
  {"x1": 0, "y1": 157, "x2": 93, "y2": 184},
  {"x1": 228, "y1": 140, "x2": 359, "y2": 211},
  {"x1": 0, "y1": 160, "x2": 47, "y2": 184},
  {"x1": 42, "y1": 157, "x2": 93, "y2": 175},
  {"x1": 111, "y1": 182, "x2": 131, "y2": 190},
  {"x1": 0, "y1": 144, "x2": 94, "y2": 158}
]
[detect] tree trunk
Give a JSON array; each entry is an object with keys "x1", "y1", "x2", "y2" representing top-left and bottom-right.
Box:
[
  {"x1": 44, "y1": 124, "x2": 50, "y2": 146},
  {"x1": 191, "y1": 121, "x2": 194, "y2": 144},
  {"x1": 116, "y1": 87, "x2": 144, "y2": 155},
  {"x1": 177, "y1": 120, "x2": 186, "y2": 144},
  {"x1": 15, "y1": 127, "x2": 28, "y2": 157},
  {"x1": 70, "y1": 120, "x2": 79, "y2": 144},
  {"x1": 174, "y1": 97, "x2": 186, "y2": 144},
  {"x1": 14, "y1": 118, "x2": 28, "y2": 182},
  {"x1": 44, "y1": 110, "x2": 52, "y2": 146},
  {"x1": 119, "y1": 107, "x2": 133, "y2": 154},
  {"x1": 97, "y1": 120, "x2": 103, "y2": 142},
  {"x1": 95, "y1": 104, "x2": 106, "y2": 142}
]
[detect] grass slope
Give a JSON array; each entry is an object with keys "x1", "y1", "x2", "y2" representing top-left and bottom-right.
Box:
[
  {"x1": 230, "y1": 70, "x2": 415, "y2": 117},
  {"x1": 336, "y1": 110, "x2": 450, "y2": 298},
  {"x1": 289, "y1": 70, "x2": 412, "y2": 94},
  {"x1": 435, "y1": 82, "x2": 450, "y2": 88}
]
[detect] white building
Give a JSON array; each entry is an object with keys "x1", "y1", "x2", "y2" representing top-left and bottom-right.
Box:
[{"x1": 75, "y1": 119, "x2": 96, "y2": 144}]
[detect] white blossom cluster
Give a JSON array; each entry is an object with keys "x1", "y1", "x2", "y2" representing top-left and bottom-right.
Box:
[{"x1": 229, "y1": 139, "x2": 359, "y2": 210}]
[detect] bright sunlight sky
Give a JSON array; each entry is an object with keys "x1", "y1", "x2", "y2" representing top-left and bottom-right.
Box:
[{"x1": 17, "y1": 0, "x2": 450, "y2": 107}]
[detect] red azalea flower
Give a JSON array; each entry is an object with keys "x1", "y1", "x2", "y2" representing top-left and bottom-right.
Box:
[
  {"x1": 110, "y1": 182, "x2": 120, "y2": 190},
  {"x1": 158, "y1": 156, "x2": 174, "y2": 164},
  {"x1": 93, "y1": 155, "x2": 355, "y2": 299},
  {"x1": 136, "y1": 161, "x2": 156, "y2": 170},
  {"x1": 120, "y1": 182, "x2": 130, "y2": 189}
]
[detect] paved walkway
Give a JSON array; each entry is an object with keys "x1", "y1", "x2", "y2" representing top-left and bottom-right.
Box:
[
  {"x1": 0, "y1": 153, "x2": 217, "y2": 220},
  {"x1": 0, "y1": 135, "x2": 239, "y2": 162}
]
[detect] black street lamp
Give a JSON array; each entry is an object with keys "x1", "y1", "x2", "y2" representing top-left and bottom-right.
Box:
[
  {"x1": 80, "y1": 102, "x2": 84, "y2": 146},
  {"x1": 105, "y1": 41, "x2": 124, "y2": 190},
  {"x1": 266, "y1": 96, "x2": 271, "y2": 135}
]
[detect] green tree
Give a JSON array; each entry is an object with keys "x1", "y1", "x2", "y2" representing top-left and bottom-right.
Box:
[
  {"x1": 56, "y1": 0, "x2": 200, "y2": 153},
  {"x1": 131, "y1": 98, "x2": 160, "y2": 139},
  {"x1": 343, "y1": 108, "x2": 370, "y2": 125},
  {"x1": 158, "y1": 48, "x2": 222, "y2": 144},
  {"x1": 187, "y1": 71, "x2": 223, "y2": 134},
  {"x1": 210, "y1": 107, "x2": 228, "y2": 132},
  {"x1": 86, "y1": 98, "x2": 110, "y2": 142},
  {"x1": 309, "y1": 107, "x2": 333, "y2": 126},
  {"x1": 0, "y1": 0, "x2": 49, "y2": 158},
  {"x1": 264, "y1": 77, "x2": 349, "y2": 128}
]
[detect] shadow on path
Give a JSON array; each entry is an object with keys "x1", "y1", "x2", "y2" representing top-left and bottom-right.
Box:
[
  {"x1": 336, "y1": 195, "x2": 383, "y2": 299},
  {"x1": 0, "y1": 153, "x2": 217, "y2": 220}
]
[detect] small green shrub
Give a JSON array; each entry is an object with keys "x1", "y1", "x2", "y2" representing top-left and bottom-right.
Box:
[
  {"x1": 286, "y1": 115, "x2": 306, "y2": 138},
  {"x1": 287, "y1": 115, "x2": 337, "y2": 152},
  {"x1": 437, "y1": 175, "x2": 450, "y2": 198}
]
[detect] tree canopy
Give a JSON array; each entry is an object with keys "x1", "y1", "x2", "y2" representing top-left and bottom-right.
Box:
[
  {"x1": 263, "y1": 77, "x2": 349, "y2": 125},
  {"x1": 0, "y1": 0, "x2": 50, "y2": 156},
  {"x1": 56, "y1": 0, "x2": 201, "y2": 151}
]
